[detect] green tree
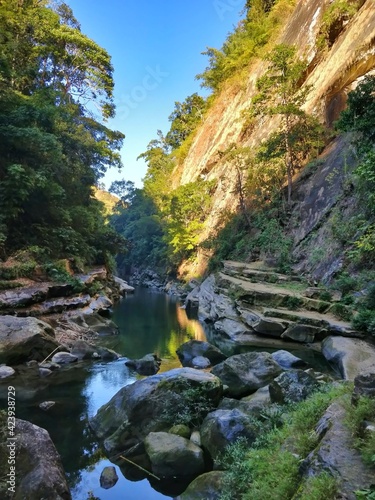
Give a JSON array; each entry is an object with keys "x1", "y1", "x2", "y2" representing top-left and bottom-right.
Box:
[
  {"x1": 165, "y1": 93, "x2": 206, "y2": 150},
  {"x1": 0, "y1": 0, "x2": 125, "y2": 263},
  {"x1": 250, "y1": 44, "x2": 324, "y2": 204}
]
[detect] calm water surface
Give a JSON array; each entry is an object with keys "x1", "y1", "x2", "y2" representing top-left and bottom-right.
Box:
[{"x1": 15, "y1": 288, "x2": 206, "y2": 500}]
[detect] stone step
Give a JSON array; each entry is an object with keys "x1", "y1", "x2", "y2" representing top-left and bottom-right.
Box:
[
  {"x1": 222, "y1": 260, "x2": 302, "y2": 283},
  {"x1": 262, "y1": 308, "x2": 358, "y2": 337},
  {"x1": 218, "y1": 273, "x2": 331, "y2": 313}
]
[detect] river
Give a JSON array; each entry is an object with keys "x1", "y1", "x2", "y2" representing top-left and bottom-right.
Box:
[{"x1": 16, "y1": 288, "x2": 206, "y2": 500}]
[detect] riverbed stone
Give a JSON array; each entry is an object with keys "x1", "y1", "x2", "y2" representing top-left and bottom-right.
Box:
[
  {"x1": 269, "y1": 369, "x2": 320, "y2": 404},
  {"x1": 144, "y1": 432, "x2": 205, "y2": 478},
  {"x1": 211, "y1": 352, "x2": 283, "y2": 397},
  {"x1": 39, "y1": 401, "x2": 56, "y2": 411},
  {"x1": 70, "y1": 340, "x2": 96, "y2": 360},
  {"x1": 100, "y1": 466, "x2": 118, "y2": 489},
  {"x1": 191, "y1": 356, "x2": 211, "y2": 369},
  {"x1": 322, "y1": 336, "x2": 375, "y2": 380},
  {"x1": 200, "y1": 409, "x2": 258, "y2": 460},
  {"x1": 90, "y1": 367, "x2": 223, "y2": 455},
  {"x1": 176, "y1": 340, "x2": 226, "y2": 367},
  {"x1": 178, "y1": 471, "x2": 227, "y2": 500},
  {"x1": 169, "y1": 424, "x2": 191, "y2": 439},
  {"x1": 51, "y1": 352, "x2": 78, "y2": 365},
  {"x1": 253, "y1": 317, "x2": 286, "y2": 337},
  {"x1": 113, "y1": 276, "x2": 135, "y2": 295},
  {"x1": 125, "y1": 353, "x2": 162, "y2": 375},
  {"x1": 218, "y1": 385, "x2": 271, "y2": 417},
  {"x1": 0, "y1": 316, "x2": 58, "y2": 365},
  {"x1": 281, "y1": 324, "x2": 320, "y2": 343},
  {"x1": 271, "y1": 350, "x2": 308, "y2": 369},
  {"x1": 214, "y1": 318, "x2": 252, "y2": 338},
  {"x1": 0, "y1": 417, "x2": 72, "y2": 499},
  {"x1": 0, "y1": 365, "x2": 15, "y2": 379}
]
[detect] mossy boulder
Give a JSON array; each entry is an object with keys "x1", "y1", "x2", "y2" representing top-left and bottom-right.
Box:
[{"x1": 90, "y1": 367, "x2": 223, "y2": 455}]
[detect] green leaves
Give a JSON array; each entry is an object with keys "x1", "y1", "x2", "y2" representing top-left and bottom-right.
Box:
[{"x1": 0, "y1": 1, "x2": 125, "y2": 264}]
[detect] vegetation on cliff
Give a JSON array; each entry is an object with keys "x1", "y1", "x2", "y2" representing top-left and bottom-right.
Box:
[{"x1": 0, "y1": 0, "x2": 126, "y2": 270}]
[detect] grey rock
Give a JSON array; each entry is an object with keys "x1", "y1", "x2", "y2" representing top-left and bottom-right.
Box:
[
  {"x1": 125, "y1": 353, "x2": 161, "y2": 375},
  {"x1": 281, "y1": 324, "x2": 320, "y2": 343},
  {"x1": 253, "y1": 317, "x2": 286, "y2": 337},
  {"x1": 0, "y1": 365, "x2": 15, "y2": 379},
  {"x1": 70, "y1": 340, "x2": 96, "y2": 360},
  {"x1": 39, "y1": 401, "x2": 56, "y2": 411},
  {"x1": 100, "y1": 466, "x2": 118, "y2": 489},
  {"x1": 0, "y1": 284, "x2": 49, "y2": 310},
  {"x1": 269, "y1": 369, "x2": 319, "y2": 404},
  {"x1": 178, "y1": 471, "x2": 227, "y2": 500},
  {"x1": 211, "y1": 352, "x2": 283, "y2": 397},
  {"x1": 190, "y1": 430, "x2": 201, "y2": 447},
  {"x1": 51, "y1": 352, "x2": 78, "y2": 365},
  {"x1": 322, "y1": 336, "x2": 375, "y2": 380},
  {"x1": 176, "y1": 340, "x2": 226, "y2": 367},
  {"x1": 144, "y1": 432, "x2": 205, "y2": 477},
  {"x1": 200, "y1": 409, "x2": 258, "y2": 460},
  {"x1": 0, "y1": 418, "x2": 72, "y2": 499},
  {"x1": 113, "y1": 276, "x2": 135, "y2": 294},
  {"x1": 214, "y1": 318, "x2": 252, "y2": 338},
  {"x1": 352, "y1": 372, "x2": 375, "y2": 404},
  {"x1": 185, "y1": 275, "x2": 238, "y2": 322},
  {"x1": 0, "y1": 316, "x2": 58, "y2": 365},
  {"x1": 271, "y1": 350, "x2": 308, "y2": 369},
  {"x1": 219, "y1": 385, "x2": 271, "y2": 416},
  {"x1": 86, "y1": 295, "x2": 113, "y2": 314},
  {"x1": 39, "y1": 367, "x2": 53, "y2": 377},
  {"x1": 90, "y1": 367, "x2": 222, "y2": 455},
  {"x1": 191, "y1": 356, "x2": 211, "y2": 369},
  {"x1": 300, "y1": 401, "x2": 374, "y2": 499}
]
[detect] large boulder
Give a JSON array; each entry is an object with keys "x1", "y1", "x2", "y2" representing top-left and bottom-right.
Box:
[
  {"x1": 185, "y1": 275, "x2": 238, "y2": 322},
  {"x1": 211, "y1": 352, "x2": 283, "y2": 397},
  {"x1": 352, "y1": 372, "x2": 375, "y2": 404},
  {"x1": 70, "y1": 312, "x2": 119, "y2": 336},
  {"x1": 0, "y1": 417, "x2": 71, "y2": 499},
  {"x1": 178, "y1": 471, "x2": 227, "y2": 500},
  {"x1": 269, "y1": 370, "x2": 320, "y2": 404},
  {"x1": 90, "y1": 367, "x2": 223, "y2": 455},
  {"x1": 200, "y1": 409, "x2": 258, "y2": 460},
  {"x1": 0, "y1": 316, "x2": 58, "y2": 365},
  {"x1": 125, "y1": 353, "x2": 162, "y2": 376},
  {"x1": 218, "y1": 385, "x2": 271, "y2": 417},
  {"x1": 271, "y1": 350, "x2": 308, "y2": 369},
  {"x1": 176, "y1": 340, "x2": 226, "y2": 367},
  {"x1": 113, "y1": 276, "x2": 135, "y2": 295},
  {"x1": 144, "y1": 432, "x2": 205, "y2": 478},
  {"x1": 322, "y1": 336, "x2": 375, "y2": 380}
]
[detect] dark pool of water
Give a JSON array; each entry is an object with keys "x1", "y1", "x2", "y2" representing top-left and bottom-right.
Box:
[{"x1": 9, "y1": 288, "x2": 207, "y2": 500}]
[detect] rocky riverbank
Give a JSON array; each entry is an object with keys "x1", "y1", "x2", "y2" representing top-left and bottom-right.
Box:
[{"x1": 0, "y1": 266, "x2": 135, "y2": 499}]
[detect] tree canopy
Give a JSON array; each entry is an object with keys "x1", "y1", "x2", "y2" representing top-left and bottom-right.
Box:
[{"x1": 0, "y1": 0, "x2": 125, "y2": 265}]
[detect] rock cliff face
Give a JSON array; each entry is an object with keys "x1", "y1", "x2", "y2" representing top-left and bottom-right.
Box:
[{"x1": 173, "y1": 0, "x2": 375, "y2": 277}]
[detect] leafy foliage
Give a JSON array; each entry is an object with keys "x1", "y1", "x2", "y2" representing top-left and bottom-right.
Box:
[{"x1": 0, "y1": 0, "x2": 125, "y2": 265}]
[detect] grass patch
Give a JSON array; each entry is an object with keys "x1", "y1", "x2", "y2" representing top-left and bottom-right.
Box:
[
  {"x1": 297, "y1": 472, "x2": 338, "y2": 500},
  {"x1": 345, "y1": 395, "x2": 375, "y2": 466},
  {"x1": 219, "y1": 383, "x2": 349, "y2": 500}
]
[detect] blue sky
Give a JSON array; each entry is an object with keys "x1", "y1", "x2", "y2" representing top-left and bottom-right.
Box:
[{"x1": 67, "y1": 0, "x2": 245, "y2": 188}]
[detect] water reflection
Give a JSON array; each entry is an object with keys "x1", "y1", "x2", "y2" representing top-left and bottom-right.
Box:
[{"x1": 10, "y1": 288, "x2": 207, "y2": 499}]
